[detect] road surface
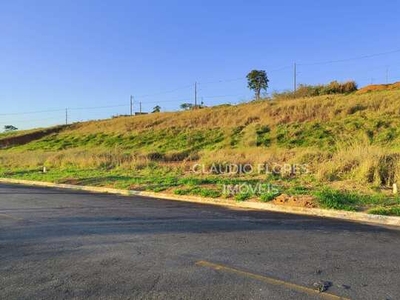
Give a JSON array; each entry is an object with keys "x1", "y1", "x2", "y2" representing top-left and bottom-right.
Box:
[{"x1": 0, "y1": 183, "x2": 399, "y2": 299}]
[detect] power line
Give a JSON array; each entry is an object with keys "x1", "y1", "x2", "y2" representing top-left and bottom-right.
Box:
[
  {"x1": 3, "y1": 48, "x2": 400, "y2": 125},
  {"x1": 356, "y1": 61, "x2": 400, "y2": 73},
  {"x1": 69, "y1": 104, "x2": 127, "y2": 110},
  {"x1": 0, "y1": 104, "x2": 128, "y2": 116},
  {"x1": 298, "y1": 48, "x2": 400, "y2": 66},
  {"x1": 137, "y1": 84, "x2": 193, "y2": 98},
  {"x1": 0, "y1": 108, "x2": 65, "y2": 116},
  {"x1": 143, "y1": 99, "x2": 188, "y2": 104},
  {"x1": 202, "y1": 93, "x2": 247, "y2": 99},
  {"x1": 0, "y1": 117, "x2": 62, "y2": 125},
  {"x1": 198, "y1": 66, "x2": 292, "y2": 86},
  {"x1": 386, "y1": 67, "x2": 389, "y2": 84},
  {"x1": 0, "y1": 104, "x2": 129, "y2": 117},
  {"x1": 199, "y1": 77, "x2": 244, "y2": 85},
  {"x1": 269, "y1": 65, "x2": 293, "y2": 72}
]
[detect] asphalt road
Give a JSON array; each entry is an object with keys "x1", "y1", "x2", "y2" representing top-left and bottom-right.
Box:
[{"x1": 0, "y1": 184, "x2": 399, "y2": 300}]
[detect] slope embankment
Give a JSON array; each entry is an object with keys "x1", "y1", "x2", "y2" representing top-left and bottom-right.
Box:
[{"x1": 0, "y1": 126, "x2": 66, "y2": 148}]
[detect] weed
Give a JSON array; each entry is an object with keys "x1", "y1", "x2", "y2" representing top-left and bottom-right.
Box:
[
  {"x1": 235, "y1": 192, "x2": 252, "y2": 202},
  {"x1": 260, "y1": 191, "x2": 280, "y2": 202},
  {"x1": 314, "y1": 189, "x2": 360, "y2": 211},
  {"x1": 368, "y1": 206, "x2": 400, "y2": 216}
]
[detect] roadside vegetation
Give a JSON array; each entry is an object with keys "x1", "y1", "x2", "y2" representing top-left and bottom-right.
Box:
[
  {"x1": 272, "y1": 80, "x2": 358, "y2": 100},
  {"x1": 2, "y1": 82, "x2": 400, "y2": 216}
]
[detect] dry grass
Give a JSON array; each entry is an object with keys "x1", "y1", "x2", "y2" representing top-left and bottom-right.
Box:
[
  {"x1": 3, "y1": 142, "x2": 399, "y2": 189},
  {"x1": 44, "y1": 88, "x2": 399, "y2": 138},
  {"x1": 313, "y1": 141, "x2": 400, "y2": 186},
  {"x1": 2, "y1": 88, "x2": 400, "y2": 190},
  {"x1": 0, "y1": 149, "x2": 146, "y2": 170},
  {"x1": 356, "y1": 81, "x2": 400, "y2": 94}
]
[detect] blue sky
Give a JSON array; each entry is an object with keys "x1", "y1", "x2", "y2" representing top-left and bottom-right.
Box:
[{"x1": 1, "y1": 0, "x2": 400, "y2": 129}]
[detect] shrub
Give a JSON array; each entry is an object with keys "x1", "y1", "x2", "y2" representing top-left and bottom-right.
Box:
[
  {"x1": 273, "y1": 80, "x2": 358, "y2": 100},
  {"x1": 342, "y1": 81, "x2": 358, "y2": 93}
]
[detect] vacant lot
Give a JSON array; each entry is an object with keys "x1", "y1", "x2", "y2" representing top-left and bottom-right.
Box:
[{"x1": 2, "y1": 87, "x2": 400, "y2": 215}]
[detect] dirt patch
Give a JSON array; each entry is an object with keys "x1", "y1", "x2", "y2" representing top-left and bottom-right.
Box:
[
  {"x1": 58, "y1": 178, "x2": 80, "y2": 185},
  {"x1": 272, "y1": 193, "x2": 317, "y2": 208},
  {"x1": 0, "y1": 125, "x2": 66, "y2": 148},
  {"x1": 356, "y1": 81, "x2": 400, "y2": 94}
]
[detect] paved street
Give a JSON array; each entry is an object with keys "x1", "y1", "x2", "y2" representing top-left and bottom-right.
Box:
[{"x1": 0, "y1": 183, "x2": 399, "y2": 299}]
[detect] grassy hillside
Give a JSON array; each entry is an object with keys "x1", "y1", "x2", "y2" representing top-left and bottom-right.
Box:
[
  {"x1": 2, "y1": 86, "x2": 400, "y2": 215},
  {"x1": 0, "y1": 126, "x2": 65, "y2": 148}
]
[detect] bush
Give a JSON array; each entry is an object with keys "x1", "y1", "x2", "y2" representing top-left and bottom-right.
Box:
[{"x1": 273, "y1": 80, "x2": 358, "y2": 100}]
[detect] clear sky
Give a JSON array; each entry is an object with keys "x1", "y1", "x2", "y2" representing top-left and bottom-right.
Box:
[{"x1": 1, "y1": 0, "x2": 400, "y2": 129}]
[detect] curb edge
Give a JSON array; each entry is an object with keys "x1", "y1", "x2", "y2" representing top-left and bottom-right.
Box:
[{"x1": 1, "y1": 177, "x2": 399, "y2": 227}]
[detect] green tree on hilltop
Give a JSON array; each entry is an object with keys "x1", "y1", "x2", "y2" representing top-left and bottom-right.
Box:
[
  {"x1": 152, "y1": 105, "x2": 161, "y2": 113},
  {"x1": 247, "y1": 70, "x2": 269, "y2": 100}
]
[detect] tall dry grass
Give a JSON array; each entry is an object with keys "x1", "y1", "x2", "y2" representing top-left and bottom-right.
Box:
[
  {"x1": 2, "y1": 88, "x2": 400, "y2": 188},
  {"x1": 0, "y1": 149, "x2": 145, "y2": 170},
  {"x1": 0, "y1": 148, "x2": 194, "y2": 171},
  {"x1": 2, "y1": 142, "x2": 400, "y2": 186},
  {"x1": 197, "y1": 141, "x2": 400, "y2": 186},
  {"x1": 45, "y1": 89, "x2": 399, "y2": 140},
  {"x1": 312, "y1": 142, "x2": 400, "y2": 186}
]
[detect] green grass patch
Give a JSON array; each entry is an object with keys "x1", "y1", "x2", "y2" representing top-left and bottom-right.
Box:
[
  {"x1": 234, "y1": 191, "x2": 252, "y2": 202},
  {"x1": 260, "y1": 190, "x2": 281, "y2": 202},
  {"x1": 314, "y1": 189, "x2": 361, "y2": 211},
  {"x1": 255, "y1": 125, "x2": 271, "y2": 147},
  {"x1": 174, "y1": 186, "x2": 221, "y2": 198},
  {"x1": 313, "y1": 188, "x2": 388, "y2": 211},
  {"x1": 368, "y1": 206, "x2": 400, "y2": 216},
  {"x1": 285, "y1": 185, "x2": 310, "y2": 195}
]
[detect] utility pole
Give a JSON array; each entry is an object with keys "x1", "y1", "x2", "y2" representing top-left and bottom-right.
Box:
[
  {"x1": 65, "y1": 108, "x2": 68, "y2": 125},
  {"x1": 130, "y1": 95, "x2": 133, "y2": 116},
  {"x1": 139, "y1": 102, "x2": 142, "y2": 114},
  {"x1": 194, "y1": 82, "x2": 197, "y2": 109},
  {"x1": 293, "y1": 63, "x2": 297, "y2": 94}
]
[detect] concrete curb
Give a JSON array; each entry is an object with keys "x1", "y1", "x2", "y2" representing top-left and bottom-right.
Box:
[{"x1": 1, "y1": 177, "x2": 399, "y2": 227}]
